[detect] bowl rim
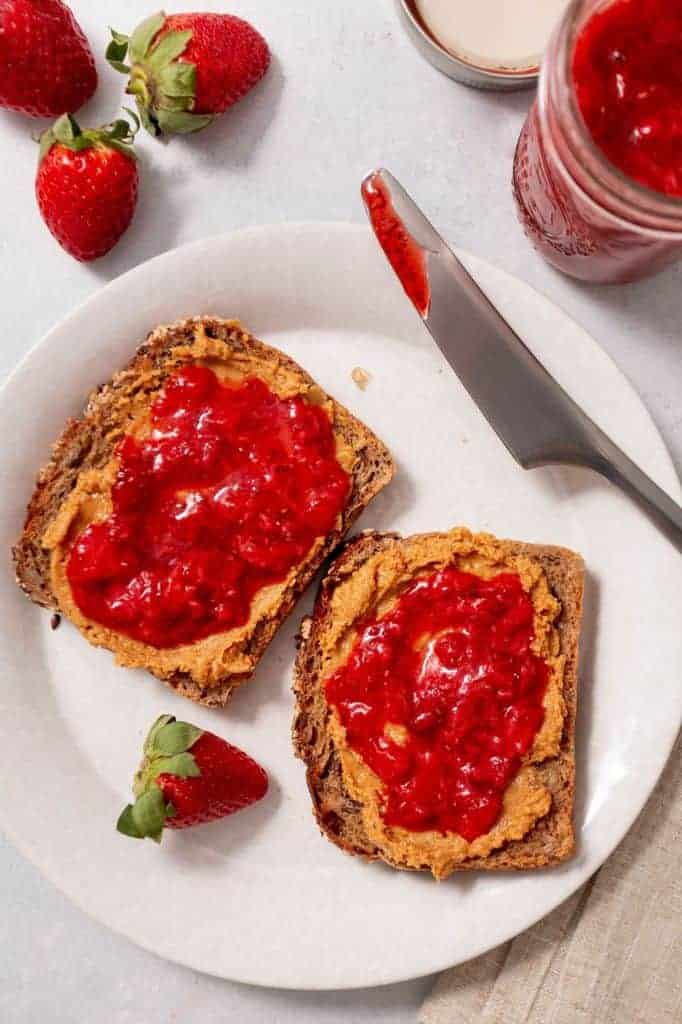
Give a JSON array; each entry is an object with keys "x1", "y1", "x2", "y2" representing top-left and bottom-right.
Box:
[{"x1": 397, "y1": 0, "x2": 539, "y2": 91}]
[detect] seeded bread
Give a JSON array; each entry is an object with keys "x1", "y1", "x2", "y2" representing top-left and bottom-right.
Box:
[
  {"x1": 14, "y1": 316, "x2": 395, "y2": 707},
  {"x1": 292, "y1": 529, "x2": 584, "y2": 876}
]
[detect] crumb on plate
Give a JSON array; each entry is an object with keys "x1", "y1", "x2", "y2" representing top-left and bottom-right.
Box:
[{"x1": 351, "y1": 367, "x2": 371, "y2": 390}]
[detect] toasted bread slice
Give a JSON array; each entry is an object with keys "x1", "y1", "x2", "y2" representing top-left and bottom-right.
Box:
[
  {"x1": 14, "y1": 316, "x2": 395, "y2": 707},
  {"x1": 293, "y1": 528, "x2": 584, "y2": 878}
]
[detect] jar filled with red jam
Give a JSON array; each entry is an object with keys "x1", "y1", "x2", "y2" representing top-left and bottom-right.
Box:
[{"x1": 513, "y1": 0, "x2": 682, "y2": 283}]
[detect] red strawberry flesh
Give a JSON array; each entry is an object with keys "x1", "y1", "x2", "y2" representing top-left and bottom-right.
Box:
[
  {"x1": 36, "y1": 114, "x2": 139, "y2": 262},
  {"x1": 158, "y1": 731, "x2": 268, "y2": 829},
  {"x1": 0, "y1": 0, "x2": 97, "y2": 117},
  {"x1": 117, "y1": 715, "x2": 269, "y2": 842},
  {"x1": 158, "y1": 13, "x2": 271, "y2": 114},
  {"x1": 107, "y1": 10, "x2": 270, "y2": 136}
]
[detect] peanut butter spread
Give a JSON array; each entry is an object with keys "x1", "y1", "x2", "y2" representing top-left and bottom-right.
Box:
[
  {"x1": 321, "y1": 529, "x2": 565, "y2": 877},
  {"x1": 43, "y1": 328, "x2": 357, "y2": 687}
]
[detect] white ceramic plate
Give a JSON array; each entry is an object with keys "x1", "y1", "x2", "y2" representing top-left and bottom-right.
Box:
[{"x1": 0, "y1": 224, "x2": 679, "y2": 990}]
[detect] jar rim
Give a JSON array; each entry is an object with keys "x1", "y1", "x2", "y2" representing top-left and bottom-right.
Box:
[{"x1": 545, "y1": 0, "x2": 682, "y2": 231}]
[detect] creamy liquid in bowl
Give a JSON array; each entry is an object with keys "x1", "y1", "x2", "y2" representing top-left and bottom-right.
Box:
[{"x1": 414, "y1": 0, "x2": 569, "y2": 71}]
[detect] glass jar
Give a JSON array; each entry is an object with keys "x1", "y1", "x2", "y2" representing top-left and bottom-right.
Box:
[{"x1": 512, "y1": 0, "x2": 682, "y2": 284}]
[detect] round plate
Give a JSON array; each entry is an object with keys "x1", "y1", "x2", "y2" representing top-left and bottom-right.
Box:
[{"x1": 0, "y1": 224, "x2": 679, "y2": 990}]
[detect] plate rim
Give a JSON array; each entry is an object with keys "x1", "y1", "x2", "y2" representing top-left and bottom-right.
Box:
[{"x1": 0, "y1": 221, "x2": 680, "y2": 990}]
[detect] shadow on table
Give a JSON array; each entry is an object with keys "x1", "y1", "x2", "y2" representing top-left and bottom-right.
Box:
[
  {"x1": 557, "y1": 269, "x2": 682, "y2": 481},
  {"x1": 551, "y1": 247, "x2": 682, "y2": 334},
  {"x1": 176, "y1": 52, "x2": 285, "y2": 172},
  {"x1": 89, "y1": 157, "x2": 183, "y2": 280},
  {"x1": 83, "y1": 54, "x2": 285, "y2": 282},
  {"x1": 229, "y1": 972, "x2": 436, "y2": 1020}
]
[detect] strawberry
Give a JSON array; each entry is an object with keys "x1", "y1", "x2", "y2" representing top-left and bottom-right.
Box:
[
  {"x1": 0, "y1": 0, "x2": 97, "y2": 117},
  {"x1": 106, "y1": 10, "x2": 270, "y2": 137},
  {"x1": 117, "y1": 715, "x2": 269, "y2": 841},
  {"x1": 36, "y1": 113, "x2": 139, "y2": 262}
]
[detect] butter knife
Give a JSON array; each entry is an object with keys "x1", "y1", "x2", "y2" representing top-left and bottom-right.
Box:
[{"x1": 361, "y1": 168, "x2": 682, "y2": 551}]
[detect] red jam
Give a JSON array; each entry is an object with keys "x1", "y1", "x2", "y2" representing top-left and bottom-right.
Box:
[
  {"x1": 326, "y1": 567, "x2": 550, "y2": 841},
  {"x1": 573, "y1": 0, "x2": 682, "y2": 197},
  {"x1": 513, "y1": 0, "x2": 682, "y2": 283},
  {"x1": 362, "y1": 173, "x2": 431, "y2": 317},
  {"x1": 67, "y1": 365, "x2": 349, "y2": 648}
]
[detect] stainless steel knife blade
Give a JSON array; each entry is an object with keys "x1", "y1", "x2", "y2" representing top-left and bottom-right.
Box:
[{"x1": 362, "y1": 168, "x2": 682, "y2": 549}]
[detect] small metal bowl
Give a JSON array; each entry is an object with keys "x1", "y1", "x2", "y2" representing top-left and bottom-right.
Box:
[{"x1": 397, "y1": 0, "x2": 539, "y2": 92}]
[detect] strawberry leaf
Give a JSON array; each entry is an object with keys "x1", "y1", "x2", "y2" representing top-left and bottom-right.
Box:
[
  {"x1": 113, "y1": 11, "x2": 214, "y2": 137},
  {"x1": 38, "y1": 112, "x2": 139, "y2": 163},
  {"x1": 106, "y1": 30, "x2": 130, "y2": 73},
  {"x1": 157, "y1": 93, "x2": 192, "y2": 113},
  {"x1": 143, "y1": 714, "x2": 175, "y2": 757},
  {"x1": 123, "y1": 106, "x2": 141, "y2": 130},
  {"x1": 130, "y1": 786, "x2": 168, "y2": 842},
  {"x1": 116, "y1": 804, "x2": 143, "y2": 838},
  {"x1": 155, "y1": 108, "x2": 213, "y2": 135},
  {"x1": 147, "y1": 30, "x2": 193, "y2": 71},
  {"x1": 129, "y1": 11, "x2": 166, "y2": 63},
  {"x1": 109, "y1": 118, "x2": 136, "y2": 140},
  {"x1": 38, "y1": 127, "x2": 57, "y2": 162},
  {"x1": 132, "y1": 97, "x2": 159, "y2": 138},
  {"x1": 154, "y1": 752, "x2": 201, "y2": 779},
  {"x1": 117, "y1": 786, "x2": 172, "y2": 842},
  {"x1": 53, "y1": 113, "x2": 79, "y2": 145},
  {"x1": 157, "y1": 62, "x2": 196, "y2": 98},
  {"x1": 154, "y1": 721, "x2": 202, "y2": 756},
  {"x1": 38, "y1": 115, "x2": 86, "y2": 161}
]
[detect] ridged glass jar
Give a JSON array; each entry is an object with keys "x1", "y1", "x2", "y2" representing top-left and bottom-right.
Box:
[{"x1": 512, "y1": 0, "x2": 682, "y2": 284}]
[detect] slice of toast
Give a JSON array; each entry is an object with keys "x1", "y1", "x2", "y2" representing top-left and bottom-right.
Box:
[
  {"x1": 14, "y1": 316, "x2": 395, "y2": 707},
  {"x1": 293, "y1": 528, "x2": 584, "y2": 878}
]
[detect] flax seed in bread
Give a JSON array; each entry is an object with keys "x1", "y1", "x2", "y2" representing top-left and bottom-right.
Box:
[
  {"x1": 14, "y1": 316, "x2": 395, "y2": 707},
  {"x1": 293, "y1": 528, "x2": 584, "y2": 879}
]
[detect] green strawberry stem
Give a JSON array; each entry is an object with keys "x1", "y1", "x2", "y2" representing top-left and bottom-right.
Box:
[
  {"x1": 38, "y1": 112, "x2": 139, "y2": 164},
  {"x1": 116, "y1": 715, "x2": 203, "y2": 842},
  {"x1": 106, "y1": 12, "x2": 213, "y2": 137}
]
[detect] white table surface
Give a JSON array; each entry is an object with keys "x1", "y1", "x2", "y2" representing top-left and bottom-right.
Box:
[{"x1": 1, "y1": 2, "x2": 680, "y2": 1021}]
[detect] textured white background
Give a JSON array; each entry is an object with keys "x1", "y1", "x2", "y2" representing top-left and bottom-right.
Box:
[{"x1": 0, "y1": 1, "x2": 679, "y2": 1021}]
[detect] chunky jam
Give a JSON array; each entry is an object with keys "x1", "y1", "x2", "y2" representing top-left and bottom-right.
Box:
[
  {"x1": 573, "y1": 0, "x2": 682, "y2": 197},
  {"x1": 513, "y1": 0, "x2": 682, "y2": 283},
  {"x1": 362, "y1": 173, "x2": 431, "y2": 317},
  {"x1": 67, "y1": 366, "x2": 349, "y2": 648},
  {"x1": 326, "y1": 567, "x2": 550, "y2": 841}
]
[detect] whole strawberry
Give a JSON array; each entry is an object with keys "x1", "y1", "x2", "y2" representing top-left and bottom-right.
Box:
[
  {"x1": 36, "y1": 113, "x2": 139, "y2": 262},
  {"x1": 0, "y1": 0, "x2": 97, "y2": 117},
  {"x1": 117, "y1": 715, "x2": 269, "y2": 841},
  {"x1": 106, "y1": 10, "x2": 270, "y2": 137}
]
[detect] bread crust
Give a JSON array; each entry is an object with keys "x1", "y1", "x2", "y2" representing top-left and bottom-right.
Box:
[
  {"x1": 292, "y1": 529, "x2": 584, "y2": 874},
  {"x1": 13, "y1": 316, "x2": 395, "y2": 707}
]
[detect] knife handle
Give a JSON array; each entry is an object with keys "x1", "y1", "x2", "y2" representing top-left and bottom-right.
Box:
[{"x1": 591, "y1": 443, "x2": 682, "y2": 553}]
